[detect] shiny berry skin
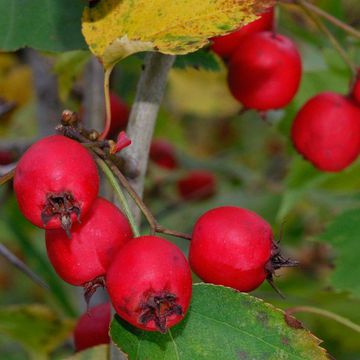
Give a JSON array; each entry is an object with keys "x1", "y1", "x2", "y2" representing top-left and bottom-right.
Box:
[
  {"x1": 211, "y1": 8, "x2": 274, "y2": 60},
  {"x1": 291, "y1": 92, "x2": 360, "y2": 172},
  {"x1": 228, "y1": 32, "x2": 302, "y2": 111},
  {"x1": 189, "y1": 206, "x2": 273, "y2": 292},
  {"x1": 74, "y1": 303, "x2": 111, "y2": 352},
  {"x1": 149, "y1": 139, "x2": 178, "y2": 169},
  {"x1": 46, "y1": 197, "x2": 132, "y2": 291},
  {"x1": 107, "y1": 236, "x2": 192, "y2": 333},
  {"x1": 14, "y1": 135, "x2": 99, "y2": 233},
  {"x1": 108, "y1": 92, "x2": 130, "y2": 139},
  {"x1": 177, "y1": 170, "x2": 216, "y2": 200}
]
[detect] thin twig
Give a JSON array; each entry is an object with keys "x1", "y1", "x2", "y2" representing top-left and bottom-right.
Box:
[
  {"x1": 0, "y1": 243, "x2": 49, "y2": 289},
  {"x1": 58, "y1": 125, "x2": 192, "y2": 241},
  {"x1": 286, "y1": 306, "x2": 360, "y2": 333},
  {"x1": 0, "y1": 168, "x2": 15, "y2": 186},
  {"x1": 296, "y1": 0, "x2": 360, "y2": 41},
  {"x1": 297, "y1": 1, "x2": 356, "y2": 74},
  {"x1": 96, "y1": 157, "x2": 140, "y2": 237}
]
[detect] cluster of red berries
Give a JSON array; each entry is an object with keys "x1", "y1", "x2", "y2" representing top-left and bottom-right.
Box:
[
  {"x1": 12, "y1": 134, "x2": 291, "y2": 341},
  {"x1": 150, "y1": 139, "x2": 217, "y2": 201},
  {"x1": 212, "y1": 8, "x2": 360, "y2": 172}
]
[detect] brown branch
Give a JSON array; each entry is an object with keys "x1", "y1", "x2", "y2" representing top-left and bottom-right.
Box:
[
  {"x1": 57, "y1": 124, "x2": 192, "y2": 241},
  {"x1": 0, "y1": 168, "x2": 15, "y2": 186}
]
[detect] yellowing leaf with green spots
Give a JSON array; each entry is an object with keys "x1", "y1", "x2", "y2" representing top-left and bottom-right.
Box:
[{"x1": 82, "y1": 0, "x2": 273, "y2": 69}]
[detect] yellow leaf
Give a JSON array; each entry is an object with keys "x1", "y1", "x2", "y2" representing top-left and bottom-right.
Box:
[
  {"x1": 82, "y1": 0, "x2": 273, "y2": 69},
  {"x1": 167, "y1": 66, "x2": 241, "y2": 118}
]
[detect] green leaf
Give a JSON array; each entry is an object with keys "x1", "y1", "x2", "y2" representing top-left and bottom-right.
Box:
[
  {"x1": 0, "y1": 304, "x2": 74, "y2": 357},
  {"x1": 0, "y1": 0, "x2": 87, "y2": 52},
  {"x1": 110, "y1": 284, "x2": 328, "y2": 360},
  {"x1": 174, "y1": 50, "x2": 221, "y2": 72},
  {"x1": 318, "y1": 209, "x2": 360, "y2": 298},
  {"x1": 65, "y1": 345, "x2": 109, "y2": 360}
]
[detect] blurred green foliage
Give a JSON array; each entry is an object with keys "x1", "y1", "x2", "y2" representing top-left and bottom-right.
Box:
[{"x1": 0, "y1": 1, "x2": 360, "y2": 359}]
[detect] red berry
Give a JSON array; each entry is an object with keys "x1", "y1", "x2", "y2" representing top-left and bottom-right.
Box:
[
  {"x1": 0, "y1": 150, "x2": 14, "y2": 165},
  {"x1": 228, "y1": 32, "x2": 302, "y2": 111},
  {"x1": 291, "y1": 92, "x2": 360, "y2": 172},
  {"x1": 351, "y1": 70, "x2": 360, "y2": 106},
  {"x1": 211, "y1": 8, "x2": 274, "y2": 60},
  {"x1": 107, "y1": 236, "x2": 192, "y2": 333},
  {"x1": 46, "y1": 197, "x2": 132, "y2": 300},
  {"x1": 14, "y1": 135, "x2": 99, "y2": 233},
  {"x1": 189, "y1": 207, "x2": 274, "y2": 292},
  {"x1": 108, "y1": 92, "x2": 130, "y2": 139},
  {"x1": 74, "y1": 303, "x2": 111, "y2": 352},
  {"x1": 149, "y1": 139, "x2": 178, "y2": 169},
  {"x1": 177, "y1": 170, "x2": 216, "y2": 200}
]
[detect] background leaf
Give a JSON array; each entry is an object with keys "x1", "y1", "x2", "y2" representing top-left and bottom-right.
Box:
[
  {"x1": 110, "y1": 284, "x2": 328, "y2": 360},
  {"x1": 0, "y1": 0, "x2": 87, "y2": 52},
  {"x1": 0, "y1": 304, "x2": 74, "y2": 357},
  {"x1": 65, "y1": 344, "x2": 109, "y2": 360},
  {"x1": 318, "y1": 209, "x2": 360, "y2": 298}
]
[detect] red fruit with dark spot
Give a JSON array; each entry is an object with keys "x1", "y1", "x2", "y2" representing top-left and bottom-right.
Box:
[
  {"x1": 14, "y1": 135, "x2": 99, "y2": 233},
  {"x1": 190, "y1": 207, "x2": 275, "y2": 292},
  {"x1": 228, "y1": 31, "x2": 302, "y2": 111},
  {"x1": 108, "y1": 92, "x2": 130, "y2": 139},
  {"x1": 74, "y1": 303, "x2": 111, "y2": 352},
  {"x1": 46, "y1": 197, "x2": 132, "y2": 300},
  {"x1": 177, "y1": 170, "x2": 216, "y2": 200},
  {"x1": 107, "y1": 236, "x2": 192, "y2": 333},
  {"x1": 211, "y1": 8, "x2": 274, "y2": 60},
  {"x1": 291, "y1": 92, "x2": 360, "y2": 172},
  {"x1": 149, "y1": 139, "x2": 178, "y2": 169}
]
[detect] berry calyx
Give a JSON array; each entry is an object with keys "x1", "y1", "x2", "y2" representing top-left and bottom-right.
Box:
[
  {"x1": 107, "y1": 236, "x2": 192, "y2": 333},
  {"x1": 227, "y1": 31, "x2": 302, "y2": 111},
  {"x1": 211, "y1": 8, "x2": 274, "y2": 60},
  {"x1": 150, "y1": 139, "x2": 178, "y2": 169},
  {"x1": 291, "y1": 92, "x2": 360, "y2": 172},
  {"x1": 74, "y1": 302, "x2": 111, "y2": 352},
  {"x1": 189, "y1": 206, "x2": 294, "y2": 292},
  {"x1": 177, "y1": 170, "x2": 216, "y2": 201},
  {"x1": 14, "y1": 135, "x2": 99, "y2": 233},
  {"x1": 46, "y1": 197, "x2": 132, "y2": 302}
]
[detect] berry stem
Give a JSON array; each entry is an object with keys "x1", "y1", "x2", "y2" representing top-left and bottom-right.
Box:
[
  {"x1": 286, "y1": 306, "x2": 360, "y2": 333},
  {"x1": 296, "y1": 1, "x2": 356, "y2": 75},
  {"x1": 0, "y1": 242, "x2": 49, "y2": 290},
  {"x1": 0, "y1": 168, "x2": 15, "y2": 186},
  {"x1": 96, "y1": 157, "x2": 141, "y2": 237},
  {"x1": 58, "y1": 123, "x2": 192, "y2": 241},
  {"x1": 293, "y1": 0, "x2": 360, "y2": 41},
  {"x1": 99, "y1": 66, "x2": 114, "y2": 141}
]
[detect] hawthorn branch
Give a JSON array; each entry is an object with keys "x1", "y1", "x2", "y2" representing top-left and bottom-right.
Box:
[
  {"x1": 0, "y1": 168, "x2": 15, "y2": 186},
  {"x1": 120, "y1": 53, "x2": 176, "y2": 225},
  {"x1": 57, "y1": 123, "x2": 191, "y2": 241}
]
